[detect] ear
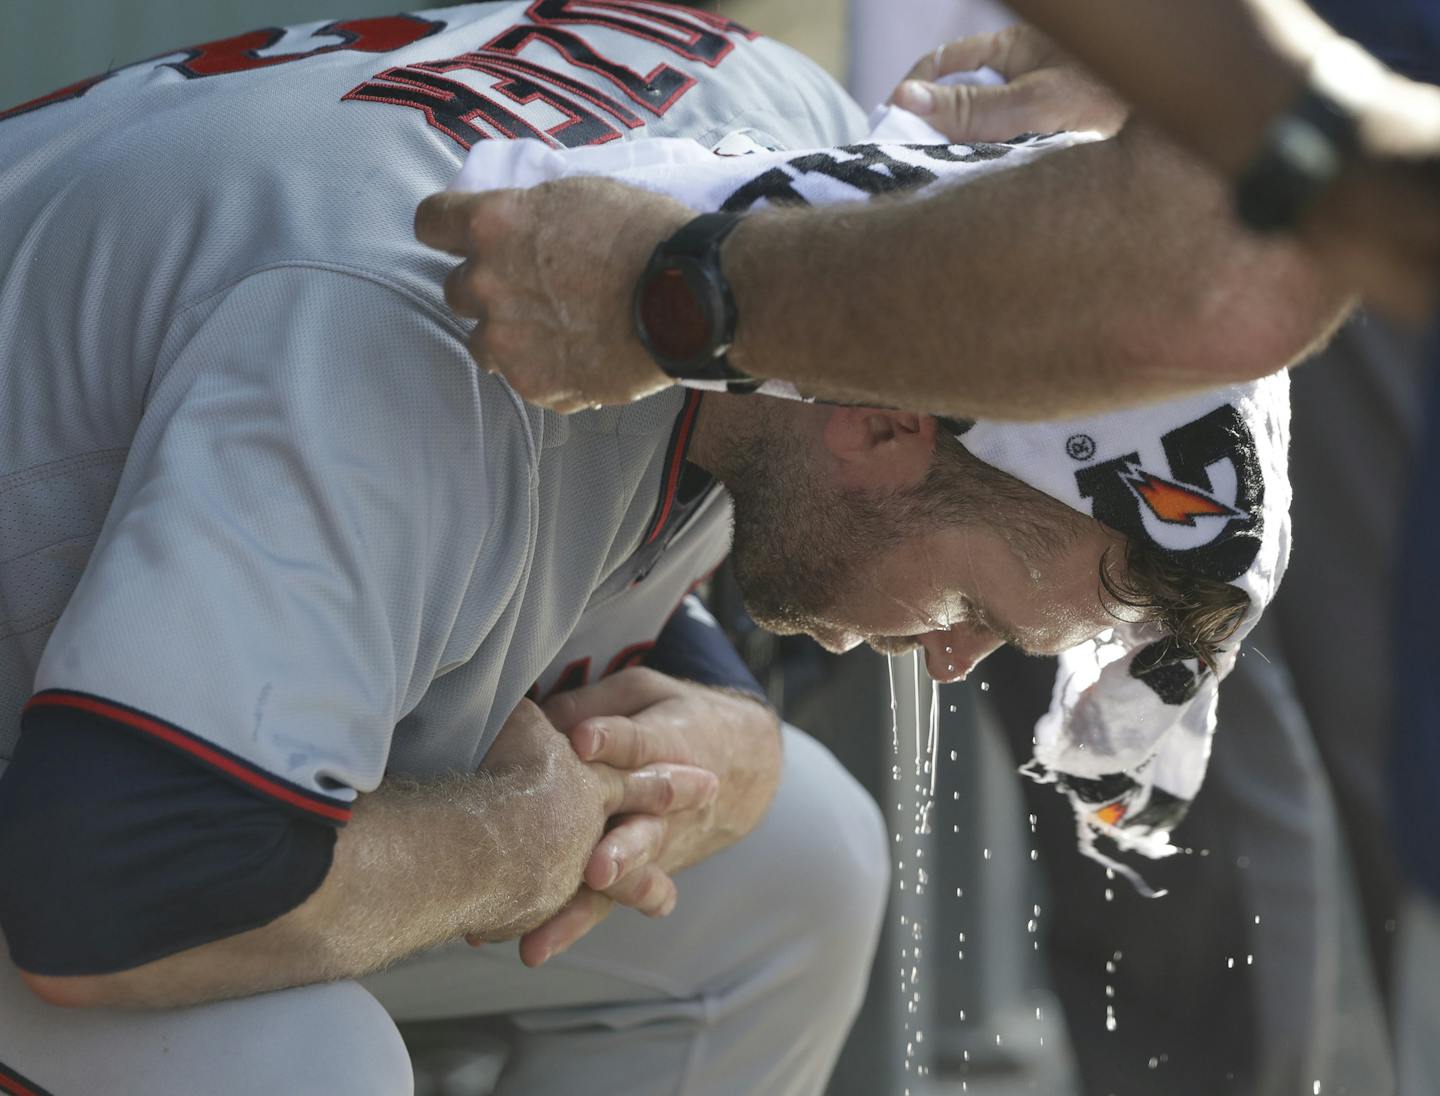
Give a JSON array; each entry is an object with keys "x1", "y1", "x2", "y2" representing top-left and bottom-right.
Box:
[{"x1": 821, "y1": 408, "x2": 939, "y2": 491}]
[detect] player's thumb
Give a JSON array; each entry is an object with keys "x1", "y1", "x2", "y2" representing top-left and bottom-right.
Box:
[{"x1": 892, "y1": 79, "x2": 1032, "y2": 143}]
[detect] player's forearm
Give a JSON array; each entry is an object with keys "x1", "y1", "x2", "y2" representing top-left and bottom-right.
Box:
[
  {"x1": 24, "y1": 770, "x2": 599, "y2": 1010},
  {"x1": 727, "y1": 125, "x2": 1350, "y2": 420}
]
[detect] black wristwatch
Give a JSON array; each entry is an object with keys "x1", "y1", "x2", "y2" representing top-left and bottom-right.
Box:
[
  {"x1": 1233, "y1": 84, "x2": 1359, "y2": 234},
  {"x1": 633, "y1": 212, "x2": 760, "y2": 392}
]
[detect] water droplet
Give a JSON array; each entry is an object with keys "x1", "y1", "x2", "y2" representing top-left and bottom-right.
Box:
[
  {"x1": 1227, "y1": 957, "x2": 1235, "y2": 969},
  {"x1": 1246, "y1": 954, "x2": 1254, "y2": 965},
  {"x1": 1255, "y1": 915, "x2": 1262, "y2": 924},
  {"x1": 949, "y1": 704, "x2": 957, "y2": 713},
  {"x1": 1030, "y1": 849, "x2": 1039, "y2": 861},
  {"x1": 1105, "y1": 985, "x2": 1115, "y2": 998},
  {"x1": 1313, "y1": 1083, "x2": 1322, "y2": 1095},
  {"x1": 983, "y1": 848, "x2": 992, "y2": 860},
  {"x1": 949, "y1": 749, "x2": 958, "y2": 761},
  {"x1": 1104, "y1": 888, "x2": 1114, "y2": 902},
  {"x1": 1148, "y1": 1057, "x2": 1159, "y2": 1070},
  {"x1": 979, "y1": 681, "x2": 990, "y2": 691},
  {"x1": 1106, "y1": 1016, "x2": 1117, "y2": 1032}
]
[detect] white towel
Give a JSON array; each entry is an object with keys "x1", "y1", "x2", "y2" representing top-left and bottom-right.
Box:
[{"x1": 450, "y1": 109, "x2": 1291, "y2": 892}]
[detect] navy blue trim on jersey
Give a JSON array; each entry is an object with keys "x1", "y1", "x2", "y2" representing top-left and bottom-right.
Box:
[
  {"x1": 641, "y1": 390, "x2": 704, "y2": 548},
  {"x1": 0, "y1": 1060, "x2": 55, "y2": 1096},
  {"x1": 644, "y1": 593, "x2": 766, "y2": 703},
  {"x1": 24, "y1": 690, "x2": 352, "y2": 824},
  {"x1": 0, "y1": 706, "x2": 335, "y2": 976}
]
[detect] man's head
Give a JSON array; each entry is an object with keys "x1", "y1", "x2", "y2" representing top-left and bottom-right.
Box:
[{"x1": 688, "y1": 396, "x2": 1247, "y2": 681}]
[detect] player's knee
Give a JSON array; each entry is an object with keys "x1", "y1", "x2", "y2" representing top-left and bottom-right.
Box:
[
  {"x1": 240, "y1": 981, "x2": 413, "y2": 1096},
  {"x1": 777, "y1": 728, "x2": 891, "y2": 954}
]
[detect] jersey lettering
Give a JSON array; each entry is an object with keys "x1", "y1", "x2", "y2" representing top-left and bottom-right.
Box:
[
  {"x1": 345, "y1": 1, "x2": 756, "y2": 150},
  {"x1": 0, "y1": 14, "x2": 444, "y2": 123},
  {"x1": 0, "y1": 74, "x2": 109, "y2": 122},
  {"x1": 165, "y1": 15, "x2": 445, "y2": 79},
  {"x1": 344, "y1": 56, "x2": 639, "y2": 148}
]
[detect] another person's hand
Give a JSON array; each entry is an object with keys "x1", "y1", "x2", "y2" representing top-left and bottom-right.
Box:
[
  {"x1": 415, "y1": 179, "x2": 695, "y2": 412},
  {"x1": 891, "y1": 24, "x2": 1128, "y2": 143},
  {"x1": 469, "y1": 696, "x2": 719, "y2": 951},
  {"x1": 515, "y1": 668, "x2": 783, "y2": 965}
]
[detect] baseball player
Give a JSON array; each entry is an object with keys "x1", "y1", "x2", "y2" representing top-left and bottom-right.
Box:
[
  {"x1": 0, "y1": 5, "x2": 889, "y2": 1094},
  {"x1": 0, "y1": 3, "x2": 1300, "y2": 1095}
]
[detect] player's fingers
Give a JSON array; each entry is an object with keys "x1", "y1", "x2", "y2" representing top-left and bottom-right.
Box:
[
  {"x1": 414, "y1": 188, "x2": 525, "y2": 255},
  {"x1": 542, "y1": 666, "x2": 672, "y2": 730},
  {"x1": 518, "y1": 887, "x2": 614, "y2": 966},
  {"x1": 892, "y1": 79, "x2": 1043, "y2": 144},
  {"x1": 603, "y1": 762, "x2": 717, "y2": 817},
  {"x1": 565, "y1": 713, "x2": 647, "y2": 766},
  {"x1": 585, "y1": 814, "x2": 668, "y2": 890},
  {"x1": 602, "y1": 863, "x2": 677, "y2": 918}
]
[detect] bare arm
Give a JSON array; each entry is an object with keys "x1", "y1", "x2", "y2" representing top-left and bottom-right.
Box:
[
  {"x1": 22, "y1": 700, "x2": 716, "y2": 1010},
  {"x1": 420, "y1": 123, "x2": 1346, "y2": 420},
  {"x1": 724, "y1": 122, "x2": 1350, "y2": 420},
  {"x1": 988, "y1": 0, "x2": 1440, "y2": 315}
]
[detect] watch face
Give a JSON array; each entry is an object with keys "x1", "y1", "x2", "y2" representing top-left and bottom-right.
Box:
[{"x1": 637, "y1": 261, "x2": 714, "y2": 368}]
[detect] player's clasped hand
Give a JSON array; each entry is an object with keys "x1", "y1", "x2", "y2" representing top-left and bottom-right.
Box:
[
  {"x1": 467, "y1": 696, "x2": 718, "y2": 964},
  {"x1": 414, "y1": 179, "x2": 696, "y2": 413},
  {"x1": 512, "y1": 668, "x2": 783, "y2": 968}
]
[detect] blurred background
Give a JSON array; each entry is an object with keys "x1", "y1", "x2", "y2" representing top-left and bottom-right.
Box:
[{"x1": 5, "y1": 3, "x2": 1435, "y2": 1095}]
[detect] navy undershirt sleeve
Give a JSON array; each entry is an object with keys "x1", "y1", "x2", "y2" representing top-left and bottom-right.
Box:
[
  {"x1": 0, "y1": 704, "x2": 336, "y2": 976},
  {"x1": 643, "y1": 593, "x2": 767, "y2": 703}
]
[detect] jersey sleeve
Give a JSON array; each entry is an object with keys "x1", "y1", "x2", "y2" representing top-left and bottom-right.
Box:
[
  {"x1": 0, "y1": 703, "x2": 335, "y2": 975},
  {"x1": 31, "y1": 266, "x2": 530, "y2": 822}
]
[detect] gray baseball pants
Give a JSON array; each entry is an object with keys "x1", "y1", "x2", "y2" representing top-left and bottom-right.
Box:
[{"x1": 0, "y1": 726, "x2": 890, "y2": 1096}]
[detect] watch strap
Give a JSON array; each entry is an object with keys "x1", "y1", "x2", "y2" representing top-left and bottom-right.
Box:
[
  {"x1": 634, "y1": 212, "x2": 760, "y2": 392},
  {"x1": 1233, "y1": 84, "x2": 1359, "y2": 234}
]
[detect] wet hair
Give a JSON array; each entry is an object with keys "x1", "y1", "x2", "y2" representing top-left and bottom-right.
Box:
[
  {"x1": 918, "y1": 430, "x2": 1249, "y2": 669},
  {"x1": 1098, "y1": 541, "x2": 1250, "y2": 671}
]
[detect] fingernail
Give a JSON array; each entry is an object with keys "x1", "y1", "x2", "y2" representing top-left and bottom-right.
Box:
[
  {"x1": 601, "y1": 854, "x2": 620, "y2": 889},
  {"x1": 587, "y1": 725, "x2": 607, "y2": 757},
  {"x1": 895, "y1": 81, "x2": 936, "y2": 116}
]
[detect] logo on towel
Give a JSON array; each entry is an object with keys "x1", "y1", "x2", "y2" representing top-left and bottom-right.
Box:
[{"x1": 1073, "y1": 404, "x2": 1263, "y2": 582}]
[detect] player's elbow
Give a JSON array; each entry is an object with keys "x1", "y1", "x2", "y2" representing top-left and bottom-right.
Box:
[
  {"x1": 17, "y1": 967, "x2": 120, "y2": 1009},
  {"x1": 1133, "y1": 250, "x2": 1354, "y2": 391}
]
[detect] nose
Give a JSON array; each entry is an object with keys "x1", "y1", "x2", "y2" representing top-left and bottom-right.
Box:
[{"x1": 918, "y1": 624, "x2": 1003, "y2": 683}]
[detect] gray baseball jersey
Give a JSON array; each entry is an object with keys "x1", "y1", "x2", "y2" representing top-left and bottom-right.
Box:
[{"x1": 0, "y1": 1, "x2": 867, "y2": 823}]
